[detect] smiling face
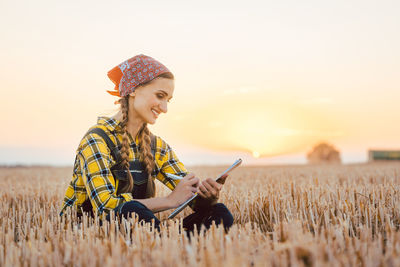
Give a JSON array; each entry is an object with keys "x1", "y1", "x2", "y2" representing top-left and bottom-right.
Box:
[{"x1": 128, "y1": 77, "x2": 174, "y2": 125}]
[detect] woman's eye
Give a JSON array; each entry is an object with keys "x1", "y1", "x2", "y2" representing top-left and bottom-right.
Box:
[{"x1": 156, "y1": 93, "x2": 171, "y2": 103}]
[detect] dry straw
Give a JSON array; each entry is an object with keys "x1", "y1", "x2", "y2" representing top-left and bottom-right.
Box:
[{"x1": 1, "y1": 163, "x2": 400, "y2": 266}]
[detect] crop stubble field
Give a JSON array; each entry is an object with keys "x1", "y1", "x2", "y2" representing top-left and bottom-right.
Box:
[{"x1": 1, "y1": 163, "x2": 400, "y2": 266}]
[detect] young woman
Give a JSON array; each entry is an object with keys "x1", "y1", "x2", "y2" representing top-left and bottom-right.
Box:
[{"x1": 60, "y1": 54, "x2": 233, "y2": 233}]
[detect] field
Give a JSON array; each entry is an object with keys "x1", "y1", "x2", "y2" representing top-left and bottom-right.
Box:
[{"x1": 1, "y1": 163, "x2": 400, "y2": 266}]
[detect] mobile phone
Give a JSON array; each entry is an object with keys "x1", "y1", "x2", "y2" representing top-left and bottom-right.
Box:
[{"x1": 168, "y1": 158, "x2": 242, "y2": 219}]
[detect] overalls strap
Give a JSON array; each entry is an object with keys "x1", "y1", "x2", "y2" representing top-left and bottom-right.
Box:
[
  {"x1": 86, "y1": 127, "x2": 123, "y2": 163},
  {"x1": 86, "y1": 127, "x2": 156, "y2": 165}
]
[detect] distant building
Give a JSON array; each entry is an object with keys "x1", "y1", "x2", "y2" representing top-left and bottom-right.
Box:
[{"x1": 368, "y1": 150, "x2": 400, "y2": 162}]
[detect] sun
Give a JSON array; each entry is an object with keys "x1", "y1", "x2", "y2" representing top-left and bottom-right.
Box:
[{"x1": 252, "y1": 151, "x2": 260, "y2": 158}]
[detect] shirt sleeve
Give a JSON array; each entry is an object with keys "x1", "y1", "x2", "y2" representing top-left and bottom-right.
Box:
[
  {"x1": 152, "y1": 136, "x2": 202, "y2": 211},
  {"x1": 155, "y1": 137, "x2": 188, "y2": 191},
  {"x1": 59, "y1": 157, "x2": 79, "y2": 216},
  {"x1": 79, "y1": 133, "x2": 133, "y2": 214}
]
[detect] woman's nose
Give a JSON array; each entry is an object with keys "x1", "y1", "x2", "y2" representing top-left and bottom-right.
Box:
[{"x1": 160, "y1": 101, "x2": 168, "y2": 113}]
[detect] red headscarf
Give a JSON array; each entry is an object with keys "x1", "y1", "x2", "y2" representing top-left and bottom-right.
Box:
[{"x1": 107, "y1": 54, "x2": 171, "y2": 97}]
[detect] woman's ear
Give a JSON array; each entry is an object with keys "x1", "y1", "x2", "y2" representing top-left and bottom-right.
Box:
[{"x1": 129, "y1": 92, "x2": 136, "y2": 97}]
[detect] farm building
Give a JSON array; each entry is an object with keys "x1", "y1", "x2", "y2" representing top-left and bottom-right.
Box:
[{"x1": 368, "y1": 150, "x2": 400, "y2": 162}]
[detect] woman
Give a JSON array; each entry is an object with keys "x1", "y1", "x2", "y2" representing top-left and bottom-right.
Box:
[{"x1": 60, "y1": 54, "x2": 233, "y2": 234}]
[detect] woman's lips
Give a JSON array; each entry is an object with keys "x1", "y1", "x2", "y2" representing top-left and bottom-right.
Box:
[{"x1": 152, "y1": 109, "x2": 160, "y2": 118}]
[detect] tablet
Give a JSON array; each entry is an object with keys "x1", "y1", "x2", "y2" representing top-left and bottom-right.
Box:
[{"x1": 168, "y1": 158, "x2": 242, "y2": 219}]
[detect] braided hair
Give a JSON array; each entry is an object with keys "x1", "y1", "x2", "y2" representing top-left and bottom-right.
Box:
[
  {"x1": 138, "y1": 124, "x2": 156, "y2": 198},
  {"x1": 117, "y1": 72, "x2": 174, "y2": 197},
  {"x1": 118, "y1": 96, "x2": 134, "y2": 194}
]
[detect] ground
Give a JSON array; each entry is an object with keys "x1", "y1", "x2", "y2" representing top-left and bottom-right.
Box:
[{"x1": 1, "y1": 163, "x2": 400, "y2": 266}]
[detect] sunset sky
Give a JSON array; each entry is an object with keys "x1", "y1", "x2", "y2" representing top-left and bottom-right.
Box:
[{"x1": 1, "y1": 0, "x2": 399, "y2": 166}]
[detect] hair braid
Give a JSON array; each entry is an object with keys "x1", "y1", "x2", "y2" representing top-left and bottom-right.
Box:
[
  {"x1": 115, "y1": 72, "x2": 174, "y2": 197},
  {"x1": 138, "y1": 124, "x2": 156, "y2": 198},
  {"x1": 118, "y1": 96, "x2": 134, "y2": 193}
]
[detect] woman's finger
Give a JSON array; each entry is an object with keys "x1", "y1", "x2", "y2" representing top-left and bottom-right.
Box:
[
  {"x1": 185, "y1": 173, "x2": 195, "y2": 179},
  {"x1": 188, "y1": 177, "x2": 200, "y2": 187},
  {"x1": 189, "y1": 185, "x2": 198, "y2": 193},
  {"x1": 197, "y1": 190, "x2": 207, "y2": 199},
  {"x1": 206, "y1": 178, "x2": 222, "y2": 191},
  {"x1": 199, "y1": 184, "x2": 211, "y2": 198},
  {"x1": 203, "y1": 180, "x2": 217, "y2": 197}
]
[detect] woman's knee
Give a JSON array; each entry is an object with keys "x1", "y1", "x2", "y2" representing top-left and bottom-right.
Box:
[
  {"x1": 211, "y1": 203, "x2": 234, "y2": 229},
  {"x1": 116, "y1": 201, "x2": 160, "y2": 228}
]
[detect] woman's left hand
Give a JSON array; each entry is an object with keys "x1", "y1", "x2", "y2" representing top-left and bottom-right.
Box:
[{"x1": 197, "y1": 176, "x2": 226, "y2": 205}]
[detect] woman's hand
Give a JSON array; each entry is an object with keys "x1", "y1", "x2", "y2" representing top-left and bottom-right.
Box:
[
  {"x1": 167, "y1": 173, "x2": 199, "y2": 208},
  {"x1": 197, "y1": 174, "x2": 228, "y2": 206}
]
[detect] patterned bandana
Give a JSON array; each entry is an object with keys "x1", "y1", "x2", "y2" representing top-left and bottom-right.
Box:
[{"x1": 107, "y1": 54, "x2": 171, "y2": 97}]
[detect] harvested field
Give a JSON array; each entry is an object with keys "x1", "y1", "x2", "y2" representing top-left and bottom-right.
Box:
[{"x1": 1, "y1": 163, "x2": 400, "y2": 266}]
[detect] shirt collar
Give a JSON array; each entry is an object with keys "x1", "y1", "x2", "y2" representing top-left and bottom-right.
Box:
[
  {"x1": 97, "y1": 116, "x2": 141, "y2": 144},
  {"x1": 97, "y1": 116, "x2": 123, "y2": 133}
]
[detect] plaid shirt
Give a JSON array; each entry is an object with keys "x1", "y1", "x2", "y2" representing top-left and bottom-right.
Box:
[{"x1": 60, "y1": 116, "x2": 188, "y2": 217}]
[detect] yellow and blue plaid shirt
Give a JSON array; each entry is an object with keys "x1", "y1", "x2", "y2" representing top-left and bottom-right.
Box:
[{"x1": 60, "y1": 116, "x2": 188, "y2": 217}]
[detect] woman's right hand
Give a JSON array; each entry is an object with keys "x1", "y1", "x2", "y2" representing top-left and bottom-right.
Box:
[{"x1": 167, "y1": 173, "x2": 199, "y2": 208}]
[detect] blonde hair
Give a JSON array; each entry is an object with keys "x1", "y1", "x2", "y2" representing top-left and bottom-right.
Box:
[{"x1": 118, "y1": 72, "x2": 174, "y2": 198}]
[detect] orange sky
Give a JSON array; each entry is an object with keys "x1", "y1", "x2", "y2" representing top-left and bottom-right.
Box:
[{"x1": 0, "y1": 0, "x2": 399, "y2": 165}]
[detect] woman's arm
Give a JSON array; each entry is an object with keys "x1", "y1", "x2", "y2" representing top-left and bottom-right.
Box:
[
  {"x1": 82, "y1": 133, "x2": 200, "y2": 214},
  {"x1": 155, "y1": 139, "x2": 188, "y2": 191},
  {"x1": 154, "y1": 138, "x2": 214, "y2": 211},
  {"x1": 131, "y1": 196, "x2": 175, "y2": 213},
  {"x1": 134, "y1": 173, "x2": 199, "y2": 213}
]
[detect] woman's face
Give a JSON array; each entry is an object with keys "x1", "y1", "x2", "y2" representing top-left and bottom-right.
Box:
[{"x1": 129, "y1": 77, "x2": 174, "y2": 125}]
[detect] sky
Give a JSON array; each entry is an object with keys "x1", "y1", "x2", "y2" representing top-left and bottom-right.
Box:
[{"x1": 0, "y1": 0, "x2": 399, "y2": 166}]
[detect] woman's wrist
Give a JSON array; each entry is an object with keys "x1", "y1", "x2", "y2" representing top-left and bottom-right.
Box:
[
  {"x1": 210, "y1": 199, "x2": 218, "y2": 206},
  {"x1": 165, "y1": 195, "x2": 177, "y2": 209}
]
